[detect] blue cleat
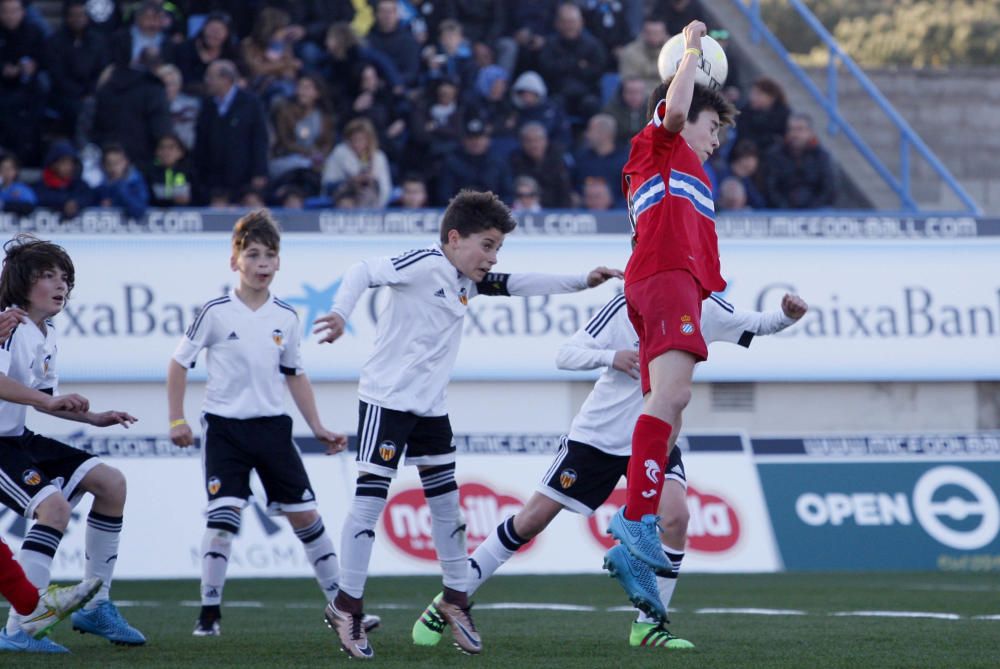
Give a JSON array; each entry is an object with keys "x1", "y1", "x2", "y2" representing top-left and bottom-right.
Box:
[
  {"x1": 604, "y1": 544, "x2": 667, "y2": 622},
  {"x1": 607, "y1": 507, "x2": 673, "y2": 576},
  {"x1": 0, "y1": 628, "x2": 69, "y2": 653},
  {"x1": 71, "y1": 601, "x2": 147, "y2": 646}
]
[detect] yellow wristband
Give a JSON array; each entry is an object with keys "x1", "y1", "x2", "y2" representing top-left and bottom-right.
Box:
[
  {"x1": 685, "y1": 47, "x2": 702, "y2": 57},
  {"x1": 170, "y1": 419, "x2": 187, "y2": 428}
]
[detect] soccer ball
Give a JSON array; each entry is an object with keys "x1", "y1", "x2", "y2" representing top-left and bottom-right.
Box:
[{"x1": 657, "y1": 33, "x2": 728, "y2": 90}]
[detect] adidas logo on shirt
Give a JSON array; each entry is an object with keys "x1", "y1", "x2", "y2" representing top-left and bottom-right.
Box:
[
  {"x1": 433, "y1": 288, "x2": 446, "y2": 298},
  {"x1": 227, "y1": 332, "x2": 239, "y2": 340},
  {"x1": 302, "y1": 490, "x2": 314, "y2": 501}
]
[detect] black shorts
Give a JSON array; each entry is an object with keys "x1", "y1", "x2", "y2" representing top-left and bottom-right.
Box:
[
  {"x1": 0, "y1": 431, "x2": 99, "y2": 518},
  {"x1": 537, "y1": 437, "x2": 687, "y2": 516},
  {"x1": 201, "y1": 413, "x2": 317, "y2": 514},
  {"x1": 356, "y1": 401, "x2": 454, "y2": 478}
]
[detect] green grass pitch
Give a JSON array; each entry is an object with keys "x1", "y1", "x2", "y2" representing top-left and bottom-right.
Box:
[{"x1": 9, "y1": 573, "x2": 998, "y2": 668}]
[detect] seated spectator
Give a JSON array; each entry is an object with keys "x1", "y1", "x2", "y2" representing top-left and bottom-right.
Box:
[
  {"x1": 239, "y1": 187, "x2": 266, "y2": 208},
  {"x1": 617, "y1": 17, "x2": 666, "y2": 92},
  {"x1": 95, "y1": 143, "x2": 150, "y2": 219},
  {"x1": 579, "y1": 0, "x2": 634, "y2": 69},
  {"x1": 408, "y1": 77, "x2": 464, "y2": 182},
  {"x1": 717, "y1": 176, "x2": 748, "y2": 211},
  {"x1": 603, "y1": 76, "x2": 648, "y2": 146},
  {"x1": 452, "y1": 0, "x2": 505, "y2": 58},
  {"x1": 393, "y1": 174, "x2": 428, "y2": 208},
  {"x1": 111, "y1": 0, "x2": 171, "y2": 66},
  {"x1": 345, "y1": 62, "x2": 409, "y2": 168},
  {"x1": 45, "y1": 0, "x2": 110, "y2": 139},
  {"x1": 332, "y1": 181, "x2": 360, "y2": 209},
  {"x1": 467, "y1": 65, "x2": 516, "y2": 139},
  {"x1": 366, "y1": 0, "x2": 421, "y2": 89},
  {"x1": 507, "y1": 0, "x2": 558, "y2": 74},
  {"x1": 207, "y1": 187, "x2": 232, "y2": 209},
  {"x1": 511, "y1": 175, "x2": 542, "y2": 213},
  {"x1": 736, "y1": 76, "x2": 790, "y2": 155},
  {"x1": 145, "y1": 133, "x2": 192, "y2": 207},
  {"x1": 270, "y1": 72, "x2": 335, "y2": 186},
  {"x1": 582, "y1": 177, "x2": 614, "y2": 211},
  {"x1": 509, "y1": 71, "x2": 568, "y2": 148},
  {"x1": 421, "y1": 18, "x2": 475, "y2": 89},
  {"x1": 651, "y1": 0, "x2": 701, "y2": 34},
  {"x1": 241, "y1": 6, "x2": 302, "y2": 101},
  {"x1": 317, "y1": 22, "x2": 401, "y2": 105},
  {"x1": 510, "y1": 121, "x2": 572, "y2": 208},
  {"x1": 322, "y1": 117, "x2": 392, "y2": 208},
  {"x1": 278, "y1": 186, "x2": 306, "y2": 209},
  {"x1": 0, "y1": 0, "x2": 45, "y2": 165},
  {"x1": 157, "y1": 64, "x2": 200, "y2": 150},
  {"x1": 0, "y1": 152, "x2": 37, "y2": 215},
  {"x1": 276, "y1": 0, "x2": 354, "y2": 68},
  {"x1": 717, "y1": 139, "x2": 767, "y2": 209},
  {"x1": 170, "y1": 12, "x2": 240, "y2": 97},
  {"x1": 35, "y1": 141, "x2": 94, "y2": 218},
  {"x1": 538, "y1": 3, "x2": 607, "y2": 121},
  {"x1": 763, "y1": 113, "x2": 837, "y2": 209},
  {"x1": 573, "y1": 113, "x2": 627, "y2": 206},
  {"x1": 436, "y1": 116, "x2": 512, "y2": 205}
]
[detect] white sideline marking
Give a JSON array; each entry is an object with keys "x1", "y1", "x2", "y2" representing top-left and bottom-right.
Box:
[
  {"x1": 832, "y1": 611, "x2": 961, "y2": 620},
  {"x1": 905, "y1": 584, "x2": 1000, "y2": 593},
  {"x1": 606, "y1": 606, "x2": 679, "y2": 613},
  {"x1": 113, "y1": 600, "x2": 161, "y2": 607},
  {"x1": 180, "y1": 600, "x2": 264, "y2": 608},
  {"x1": 971, "y1": 615, "x2": 1000, "y2": 621},
  {"x1": 695, "y1": 608, "x2": 806, "y2": 616},
  {"x1": 478, "y1": 603, "x2": 597, "y2": 612}
]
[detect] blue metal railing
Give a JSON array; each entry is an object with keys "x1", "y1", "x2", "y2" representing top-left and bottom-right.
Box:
[{"x1": 733, "y1": 0, "x2": 981, "y2": 214}]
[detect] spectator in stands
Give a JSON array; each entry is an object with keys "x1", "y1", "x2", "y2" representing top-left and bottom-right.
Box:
[
  {"x1": 617, "y1": 17, "x2": 667, "y2": 92},
  {"x1": 436, "y1": 116, "x2": 512, "y2": 205},
  {"x1": 241, "y1": 6, "x2": 302, "y2": 101},
  {"x1": 318, "y1": 22, "x2": 401, "y2": 104},
  {"x1": 421, "y1": 18, "x2": 475, "y2": 90},
  {"x1": 510, "y1": 121, "x2": 572, "y2": 208},
  {"x1": 170, "y1": 12, "x2": 240, "y2": 97},
  {"x1": 0, "y1": 0, "x2": 45, "y2": 165},
  {"x1": 717, "y1": 176, "x2": 748, "y2": 211},
  {"x1": 603, "y1": 76, "x2": 647, "y2": 145},
  {"x1": 453, "y1": 1, "x2": 515, "y2": 74},
  {"x1": 0, "y1": 152, "x2": 37, "y2": 215},
  {"x1": 270, "y1": 72, "x2": 335, "y2": 189},
  {"x1": 393, "y1": 174, "x2": 428, "y2": 208},
  {"x1": 146, "y1": 133, "x2": 192, "y2": 207},
  {"x1": 582, "y1": 177, "x2": 614, "y2": 211},
  {"x1": 193, "y1": 59, "x2": 269, "y2": 203},
  {"x1": 573, "y1": 113, "x2": 627, "y2": 207},
  {"x1": 736, "y1": 76, "x2": 790, "y2": 155},
  {"x1": 763, "y1": 113, "x2": 837, "y2": 209},
  {"x1": 509, "y1": 70, "x2": 568, "y2": 148},
  {"x1": 95, "y1": 143, "x2": 149, "y2": 219},
  {"x1": 717, "y1": 139, "x2": 766, "y2": 209},
  {"x1": 346, "y1": 62, "x2": 408, "y2": 168},
  {"x1": 239, "y1": 186, "x2": 266, "y2": 208},
  {"x1": 84, "y1": 0, "x2": 121, "y2": 34},
  {"x1": 45, "y1": 0, "x2": 110, "y2": 139},
  {"x1": 278, "y1": 185, "x2": 305, "y2": 209},
  {"x1": 366, "y1": 0, "x2": 421, "y2": 89},
  {"x1": 157, "y1": 64, "x2": 200, "y2": 150},
  {"x1": 408, "y1": 76, "x2": 463, "y2": 183},
  {"x1": 506, "y1": 0, "x2": 558, "y2": 74},
  {"x1": 276, "y1": 0, "x2": 355, "y2": 67},
  {"x1": 511, "y1": 175, "x2": 542, "y2": 212},
  {"x1": 112, "y1": 0, "x2": 171, "y2": 66},
  {"x1": 468, "y1": 65, "x2": 516, "y2": 139},
  {"x1": 322, "y1": 117, "x2": 392, "y2": 209},
  {"x1": 408, "y1": 0, "x2": 455, "y2": 47},
  {"x1": 650, "y1": 0, "x2": 702, "y2": 34},
  {"x1": 35, "y1": 140, "x2": 93, "y2": 218},
  {"x1": 539, "y1": 3, "x2": 607, "y2": 122},
  {"x1": 579, "y1": 0, "x2": 634, "y2": 69},
  {"x1": 91, "y1": 49, "x2": 172, "y2": 172}
]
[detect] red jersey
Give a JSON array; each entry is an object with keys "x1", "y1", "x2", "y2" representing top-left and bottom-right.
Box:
[{"x1": 621, "y1": 99, "x2": 725, "y2": 297}]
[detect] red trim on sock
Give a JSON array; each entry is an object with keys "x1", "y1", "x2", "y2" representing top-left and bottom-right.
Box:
[
  {"x1": 0, "y1": 541, "x2": 40, "y2": 615},
  {"x1": 624, "y1": 414, "x2": 673, "y2": 520}
]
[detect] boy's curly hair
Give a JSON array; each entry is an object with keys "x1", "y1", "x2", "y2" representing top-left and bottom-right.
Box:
[{"x1": 0, "y1": 234, "x2": 76, "y2": 310}]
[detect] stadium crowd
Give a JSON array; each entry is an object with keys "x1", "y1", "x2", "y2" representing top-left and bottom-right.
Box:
[{"x1": 0, "y1": 0, "x2": 838, "y2": 219}]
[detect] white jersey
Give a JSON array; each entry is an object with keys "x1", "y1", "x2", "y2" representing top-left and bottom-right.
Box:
[
  {"x1": 0, "y1": 318, "x2": 59, "y2": 437},
  {"x1": 173, "y1": 289, "x2": 303, "y2": 419},
  {"x1": 557, "y1": 293, "x2": 796, "y2": 456},
  {"x1": 331, "y1": 247, "x2": 589, "y2": 416}
]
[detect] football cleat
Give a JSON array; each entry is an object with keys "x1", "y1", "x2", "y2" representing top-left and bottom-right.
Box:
[
  {"x1": 20, "y1": 577, "x2": 102, "y2": 640},
  {"x1": 629, "y1": 620, "x2": 695, "y2": 649},
  {"x1": 0, "y1": 628, "x2": 69, "y2": 653},
  {"x1": 604, "y1": 544, "x2": 667, "y2": 622},
  {"x1": 607, "y1": 508, "x2": 673, "y2": 576},
  {"x1": 71, "y1": 600, "x2": 147, "y2": 645},
  {"x1": 436, "y1": 597, "x2": 482, "y2": 655},
  {"x1": 411, "y1": 592, "x2": 445, "y2": 646},
  {"x1": 324, "y1": 602, "x2": 373, "y2": 660},
  {"x1": 193, "y1": 607, "x2": 221, "y2": 637}
]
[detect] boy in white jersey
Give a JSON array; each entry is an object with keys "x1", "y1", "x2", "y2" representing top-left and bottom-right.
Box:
[
  {"x1": 0, "y1": 235, "x2": 145, "y2": 653},
  {"x1": 313, "y1": 190, "x2": 622, "y2": 659},
  {"x1": 167, "y1": 211, "x2": 370, "y2": 637},
  {"x1": 412, "y1": 291, "x2": 807, "y2": 650}
]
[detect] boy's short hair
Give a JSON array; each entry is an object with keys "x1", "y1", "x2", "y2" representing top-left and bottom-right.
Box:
[
  {"x1": 0, "y1": 234, "x2": 76, "y2": 309},
  {"x1": 646, "y1": 79, "x2": 738, "y2": 128},
  {"x1": 439, "y1": 190, "x2": 516, "y2": 244},
  {"x1": 102, "y1": 142, "x2": 129, "y2": 161},
  {"x1": 232, "y1": 209, "x2": 281, "y2": 255}
]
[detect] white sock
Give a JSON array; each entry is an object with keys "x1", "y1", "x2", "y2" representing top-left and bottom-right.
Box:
[
  {"x1": 467, "y1": 516, "x2": 526, "y2": 596},
  {"x1": 200, "y1": 529, "x2": 234, "y2": 606},
  {"x1": 637, "y1": 544, "x2": 685, "y2": 624},
  {"x1": 8, "y1": 524, "x2": 62, "y2": 633},
  {"x1": 426, "y1": 490, "x2": 468, "y2": 591},
  {"x1": 83, "y1": 512, "x2": 122, "y2": 608},
  {"x1": 294, "y1": 518, "x2": 340, "y2": 601},
  {"x1": 339, "y1": 494, "x2": 386, "y2": 598}
]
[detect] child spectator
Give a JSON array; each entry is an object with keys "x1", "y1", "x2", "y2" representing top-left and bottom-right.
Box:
[
  {"x1": 0, "y1": 153, "x2": 37, "y2": 216},
  {"x1": 393, "y1": 175, "x2": 428, "y2": 209},
  {"x1": 322, "y1": 118, "x2": 392, "y2": 209},
  {"x1": 146, "y1": 133, "x2": 192, "y2": 207},
  {"x1": 96, "y1": 144, "x2": 149, "y2": 219},
  {"x1": 717, "y1": 139, "x2": 767, "y2": 209},
  {"x1": 35, "y1": 141, "x2": 93, "y2": 219},
  {"x1": 511, "y1": 175, "x2": 542, "y2": 212}
]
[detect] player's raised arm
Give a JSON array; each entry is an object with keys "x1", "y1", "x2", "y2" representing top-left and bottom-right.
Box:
[
  {"x1": 474, "y1": 266, "x2": 623, "y2": 298},
  {"x1": 663, "y1": 21, "x2": 706, "y2": 133},
  {"x1": 701, "y1": 292, "x2": 808, "y2": 347}
]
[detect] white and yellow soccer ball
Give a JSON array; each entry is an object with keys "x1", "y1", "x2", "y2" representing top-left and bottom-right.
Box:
[{"x1": 657, "y1": 33, "x2": 728, "y2": 90}]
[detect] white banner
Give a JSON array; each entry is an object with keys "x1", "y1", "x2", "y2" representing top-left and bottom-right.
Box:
[{"x1": 38, "y1": 235, "x2": 1000, "y2": 382}]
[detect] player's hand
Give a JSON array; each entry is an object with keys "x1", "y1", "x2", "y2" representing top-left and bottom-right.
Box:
[
  {"x1": 781, "y1": 293, "x2": 808, "y2": 320},
  {"x1": 313, "y1": 313, "x2": 346, "y2": 344},
  {"x1": 0, "y1": 307, "x2": 27, "y2": 342},
  {"x1": 90, "y1": 410, "x2": 138, "y2": 428},
  {"x1": 171, "y1": 422, "x2": 195, "y2": 447},
  {"x1": 43, "y1": 393, "x2": 89, "y2": 413},
  {"x1": 586, "y1": 266, "x2": 624, "y2": 287},
  {"x1": 315, "y1": 428, "x2": 348, "y2": 455},
  {"x1": 612, "y1": 350, "x2": 640, "y2": 379},
  {"x1": 683, "y1": 21, "x2": 707, "y2": 51}
]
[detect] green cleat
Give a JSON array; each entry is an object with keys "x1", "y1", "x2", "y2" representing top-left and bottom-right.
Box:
[
  {"x1": 629, "y1": 620, "x2": 695, "y2": 649},
  {"x1": 411, "y1": 593, "x2": 446, "y2": 646}
]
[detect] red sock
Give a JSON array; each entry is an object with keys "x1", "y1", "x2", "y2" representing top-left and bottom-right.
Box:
[
  {"x1": 624, "y1": 414, "x2": 673, "y2": 520},
  {"x1": 0, "y1": 540, "x2": 40, "y2": 615}
]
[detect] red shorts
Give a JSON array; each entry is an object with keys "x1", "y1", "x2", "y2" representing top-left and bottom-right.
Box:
[{"x1": 625, "y1": 269, "x2": 708, "y2": 395}]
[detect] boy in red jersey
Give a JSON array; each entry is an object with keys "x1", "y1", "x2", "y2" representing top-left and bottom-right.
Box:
[{"x1": 604, "y1": 20, "x2": 737, "y2": 618}]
